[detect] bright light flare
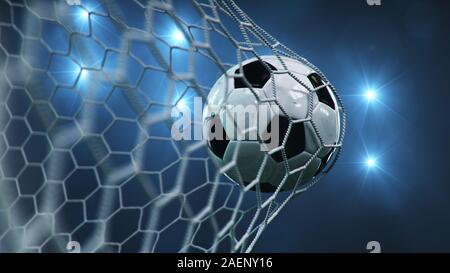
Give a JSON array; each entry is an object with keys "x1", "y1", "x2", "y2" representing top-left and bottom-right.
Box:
[
  {"x1": 80, "y1": 69, "x2": 89, "y2": 80},
  {"x1": 173, "y1": 30, "x2": 185, "y2": 42},
  {"x1": 365, "y1": 89, "x2": 377, "y2": 102},
  {"x1": 176, "y1": 98, "x2": 188, "y2": 110},
  {"x1": 80, "y1": 10, "x2": 89, "y2": 20},
  {"x1": 366, "y1": 157, "x2": 377, "y2": 168}
]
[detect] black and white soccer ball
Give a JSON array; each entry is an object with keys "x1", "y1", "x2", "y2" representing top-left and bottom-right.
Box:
[{"x1": 203, "y1": 56, "x2": 342, "y2": 192}]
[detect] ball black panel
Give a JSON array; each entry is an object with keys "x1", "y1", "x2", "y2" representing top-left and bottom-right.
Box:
[
  {"x1": 205, "y1": 115, "x2": 229, "y2": 159},
  {"x1": 265, "y1": 116, "x2": 306, "y2": 163},
  {"x1": 234, "y1": 60, "x2": 277, "y2": 89},
  {"x1": 307, "y1": 73, "x2": 336, "y2": 110}
]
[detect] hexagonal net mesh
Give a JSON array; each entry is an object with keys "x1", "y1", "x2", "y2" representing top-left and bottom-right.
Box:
[{"x1": 0, "y1": 0, "x2": 345, "y2": 253}]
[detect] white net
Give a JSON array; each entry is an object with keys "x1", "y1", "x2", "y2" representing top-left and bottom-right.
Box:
[{"x1": 0, "y1": 0, "x2": 345, "y2": 253}]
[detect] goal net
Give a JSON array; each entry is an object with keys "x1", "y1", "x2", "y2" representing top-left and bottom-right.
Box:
[{"x1": 0, "y1": 0, "x2": 345, "y2": 253}]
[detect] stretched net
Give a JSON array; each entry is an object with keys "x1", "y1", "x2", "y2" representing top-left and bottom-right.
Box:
[{"x1": 0, "y1": 0, "x2": 345, "y2": 253}]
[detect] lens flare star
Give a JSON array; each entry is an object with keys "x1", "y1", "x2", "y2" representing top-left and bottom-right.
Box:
[
  {"x1": 366, "y1": 157, "x2": 377, "y2": 168},
  {"x1": 365, "y1": 89, "x2": 377, "y2": 102},
  {"x1": 173, "y1": 30, "x2": 185, "y2": 42},
  {"x1": 80, "y1": 10, "x2": 89, "y2": 20},
  {"x1": 80, "y1": 69, "x2": 89, "y2": 80},
  {"x1": 176, "y1": 99, "x2": 187, "y2": 109}
]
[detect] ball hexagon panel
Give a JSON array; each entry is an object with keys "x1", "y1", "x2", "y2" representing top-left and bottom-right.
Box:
[{"x1": 234, "y1": 60, "x2": 276, "y2": 89}]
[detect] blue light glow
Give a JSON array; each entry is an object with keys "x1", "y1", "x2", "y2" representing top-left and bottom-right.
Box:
[
  {"x1": 176, "y1": 99, "x2": 187, "y2": 109},
  {"x1": 174, "y1": 30, "x2": 184, "y2": 41},
  {"x1": 171, "y1": 29, "x2": 186, "y2": 45},
  {"x1": 80, "y1": 69, "x2": 89, "y2": 80},
  {"x1": 366, "y1": 157, "x2": 377, "y2": 168},
  {"x1": 80, "y1": 10, "x2": 89, "y2": 21},
  {"x1": 365, "y1": 89, "x2": 377, "y2": 102}
]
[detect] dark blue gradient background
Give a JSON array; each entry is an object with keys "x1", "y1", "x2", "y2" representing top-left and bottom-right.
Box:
[
  {"x1": 237, "y1": 0, "x2": 450, "y2": 252},
  {"x1": 2, "y1": 0, "x2": 449, "y2": 253}
]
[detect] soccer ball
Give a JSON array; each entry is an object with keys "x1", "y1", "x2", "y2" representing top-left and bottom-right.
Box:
[{"x1": 203, "y1": 56, "x2": 341, "y2": 192}]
